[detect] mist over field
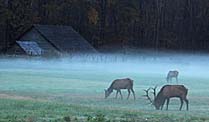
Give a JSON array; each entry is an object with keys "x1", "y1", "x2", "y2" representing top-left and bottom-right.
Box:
[
  {"x1": 0, "y1": 52, "x2": 209, "y2": 121},
  {"x1": 1, "y1": 52, "x2": 209, "y2": 77}
]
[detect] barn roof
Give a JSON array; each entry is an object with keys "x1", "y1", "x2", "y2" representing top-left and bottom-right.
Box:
[
  {"x1": 16, "y1": 41, "x2": 43, "y2": 56},
  {"x1": 31, "y1": 24, "x2": 96, "y2": 53}
]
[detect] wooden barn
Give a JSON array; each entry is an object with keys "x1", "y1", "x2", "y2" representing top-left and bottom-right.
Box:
[{"x1": 8, "y1": 24, "x2": 97, "y2": 56}]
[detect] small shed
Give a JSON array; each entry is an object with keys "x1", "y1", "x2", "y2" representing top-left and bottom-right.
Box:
[{"x1": 9, "y1": 24, "x2": 97, "y2": 56}]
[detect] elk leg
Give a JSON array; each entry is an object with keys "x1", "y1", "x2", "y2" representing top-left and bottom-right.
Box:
[
  {"x1": 119, "y1": 90, "x2": 123, "y2": 99},
  {"x1": 131, "y1": 88, "x2": 136, "y2": 100},
  {"x1": 166, "y1": 98, "x2": 170, "y2": 110},
  {"x1": 168, "y1": 77, "x2": 171, "y2": 83},
  {"x1": 176, "y1": 77, "x2": 178, "y2": 84},
  {"x1": 160, "y1": 105, "x2": 164, "y2": 110},
  {"x1": 127, "y1": 89, "x2": 130, "y2": 100},
  {"x1": 161, "y1": 99, "x2": 166, "y2": 110},
  {"x1": 179, "y1": 98, "x2": 183, "y2": 111},
  {"x1": 115, "y1": 90, "x2": 119, "y2": 99},
  {"x1": 185, "y1": 99, "x2": 189, "y2": 111}
]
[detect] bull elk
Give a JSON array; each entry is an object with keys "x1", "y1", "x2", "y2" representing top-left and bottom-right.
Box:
[
  {"x1": 104, "y1": 78, "x2": 136, "y2": 100},
  {"x1": 144, "y1": 85, "x2": 189, "y2": 111},
  {"x1": 166, "y1": 70, "x2": 179, "y2": 83}
]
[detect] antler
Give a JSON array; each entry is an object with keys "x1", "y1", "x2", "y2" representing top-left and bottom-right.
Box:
[
  {"x1": 151, "y1": 85, "x2": 157, "y2": 98},
  {"x1": 143, "y1": 88, "x2": 153, "y2": 104}
]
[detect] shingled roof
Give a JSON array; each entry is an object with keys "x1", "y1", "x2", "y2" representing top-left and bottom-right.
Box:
[{"x1": 32, "y1": 24, "x2": 97, "y2": 53}]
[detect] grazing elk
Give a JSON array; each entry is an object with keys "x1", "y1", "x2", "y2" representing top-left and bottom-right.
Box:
[
  {"x1": 166, "y1": 70, "x2": 179, "y2": 83},
  {"x1": 144, "y1": 85, "x2": 189, "y2": 111},
  {"x1": 105, "y1": 78, "x2": 136, "y2": 100}
]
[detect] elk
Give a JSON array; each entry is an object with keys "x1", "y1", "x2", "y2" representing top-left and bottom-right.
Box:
[
  {"x1": 166, "y1": 70, "x2": 179, "y2": 83},
  {"x1": 104, "y1": 78, "x2": 135, "y2": 100},
  {"x1": 144, "y1": 85, "x2": 189, "y2": 111}
]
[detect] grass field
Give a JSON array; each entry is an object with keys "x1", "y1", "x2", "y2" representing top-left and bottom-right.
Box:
[{"x1": 0, "y1": 54, "x2": 209, "y2": 122}]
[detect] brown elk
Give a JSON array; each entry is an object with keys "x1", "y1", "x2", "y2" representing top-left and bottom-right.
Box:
[
  {"x1": 104, "y1": 78, "x2": 135, "y2": 100},
  {"x1": 166, "y1": 70, "x2": 179, "y2": 83},
  {"x1": 144, "y1": 85, "x2": 189, "y2": 111}
]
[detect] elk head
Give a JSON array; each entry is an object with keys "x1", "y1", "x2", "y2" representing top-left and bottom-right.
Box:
[
  {"x1": 104, "y1": 88, "x2": 113, "y2": 99},
  {"x1": 143, "y1": 86, "x2": 160, "y2": 110}
]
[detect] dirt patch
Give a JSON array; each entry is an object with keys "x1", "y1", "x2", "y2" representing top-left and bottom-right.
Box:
[{"x1": 0, "y1": 93, "x2": 47, "y2": 102}]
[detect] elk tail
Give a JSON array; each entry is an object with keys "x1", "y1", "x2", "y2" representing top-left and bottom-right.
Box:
[
  {"x1": 185, "y1": 87, "x2": 188, "y2": 95},
  {"x1": 181, "y1": 85, "x2": 188, "y2": 95},
  {"x1": 130, "y1": 79, "x2": 134, "y2": 88}
]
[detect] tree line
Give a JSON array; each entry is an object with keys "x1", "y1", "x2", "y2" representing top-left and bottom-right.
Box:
[{"x1": 0, "y1": 0, "x2": 209, "y2": 52}]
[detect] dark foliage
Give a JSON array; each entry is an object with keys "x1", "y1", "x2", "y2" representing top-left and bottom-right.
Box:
[{"x1": 0, "y1": 0, "x2": 209, "y2": 52}]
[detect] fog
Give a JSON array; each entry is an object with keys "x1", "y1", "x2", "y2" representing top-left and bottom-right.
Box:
[{"x1": 1, "y1": 52, "x2": 209, "y2": 79}]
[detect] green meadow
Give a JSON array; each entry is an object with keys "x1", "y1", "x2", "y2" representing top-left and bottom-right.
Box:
[{"x1": 0, "y1": 55, "x2": 209, "y2": 122}]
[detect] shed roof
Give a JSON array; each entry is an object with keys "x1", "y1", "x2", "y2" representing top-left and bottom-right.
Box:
[
  {"x1": 29, "y1": 24, "x2": 96, "y2": 53},
  {"x1": 16, "y1": 41, "x2": 43, "y2": 56}
]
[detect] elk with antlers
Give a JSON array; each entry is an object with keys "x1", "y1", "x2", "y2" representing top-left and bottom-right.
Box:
[{"x1": 144, "y1": 85, "x2": 189, "y2": 111}]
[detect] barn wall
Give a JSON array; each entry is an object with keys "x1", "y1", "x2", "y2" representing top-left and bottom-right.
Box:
[
  {"x1": 7, "y1": 44, "x2": 25, "y2": 55},
  {"x1": 19, "y1": 28, "x2": 59, "y2": 56}
]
